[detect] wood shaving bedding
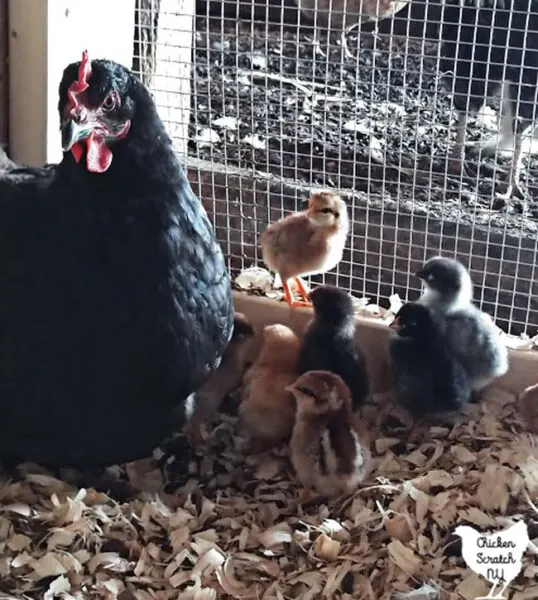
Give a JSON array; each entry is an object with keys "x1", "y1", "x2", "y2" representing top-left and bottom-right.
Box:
[{"x1": 1, "y1": 386, "x2": 537, "y2": 599}]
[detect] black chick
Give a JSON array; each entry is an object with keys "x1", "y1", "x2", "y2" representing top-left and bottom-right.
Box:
[
  {"x1": 416, "y1": 257, "x2": 508, "y2": 393},
  {"x1": 440, "y1": 0, "x2": 538, "y2": 204},
  {"x1": 0, "y1": 51, "x2": 234, "y2": 469},
  {"x1": 298, "y1": 285, "x2": 369, "y2": 409},
  {"x1": 389, "y1": 302, "x2": 472, "y2": 418}
]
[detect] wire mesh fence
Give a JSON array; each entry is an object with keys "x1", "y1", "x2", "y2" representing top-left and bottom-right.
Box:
[{"x1": 133, "y1": 0, "x2": 538, "y2": 337}]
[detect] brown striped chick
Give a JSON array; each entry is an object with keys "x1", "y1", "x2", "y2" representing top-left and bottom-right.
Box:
[
  {"x1": 287, "y1": 370, "x2": 372, "y2": 499},
  {"x1": 519, "y1": 383, "x2": 538, "y2": 434},
  {"x1": 239, "y1": 324, "x2": 300, "y2": 451},
  {"x1": 260, "y1": 192, "x2": 349, "y2": 309},
  {"x1": 184, "y1": 313, "x2": 256, "y2": 446}
]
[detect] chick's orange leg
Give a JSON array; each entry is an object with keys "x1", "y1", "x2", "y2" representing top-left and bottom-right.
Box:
[
  {"x1": 282, "y1": 279, "x2": 309, "y2": 308},
  {"x1": 282, "y1": 280, "x2": 294, "y2": 305},
  {"x1": 294, "y1": 277, "x2": 311, "y2": 301}
]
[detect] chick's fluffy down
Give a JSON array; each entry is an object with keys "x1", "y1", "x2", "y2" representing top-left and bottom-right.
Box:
[
  {"x1": 289, "y1": 371, "x2": 372, "y2": 497},
  {"x1": 239, "y1": 324, "x2": 300, "y2": 447}
]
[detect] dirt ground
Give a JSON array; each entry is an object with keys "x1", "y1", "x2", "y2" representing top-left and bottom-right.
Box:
[{"x1": 188, "y1": 16, "x2": 538, "y2": 230}]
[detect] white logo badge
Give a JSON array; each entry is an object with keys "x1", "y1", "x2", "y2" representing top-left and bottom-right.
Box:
[{"x1": 454, "y1": 520, "x2": 529, "y2": 599}]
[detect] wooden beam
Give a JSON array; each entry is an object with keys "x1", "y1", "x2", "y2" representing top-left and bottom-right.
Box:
[
  {"x1": 233, "y1": 291, "x2": 538, "y2": 398},
  {"x1": 149, "y1": 0, "x2": 194, "y2": 162},
  {"x1": 0, "y1": 0, "x2": 8, "y2": 147},
  {"x1": 8, "y1": 0, "x2": 135, "y2": 166}
]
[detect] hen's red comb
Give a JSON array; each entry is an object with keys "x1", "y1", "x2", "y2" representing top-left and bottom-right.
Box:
[
  {"x1": 78, "y1": 50, "x2": 92, "y2": 87},
  {"x1": 67, "y1": 50, "x2": 92, "y2": 114}
]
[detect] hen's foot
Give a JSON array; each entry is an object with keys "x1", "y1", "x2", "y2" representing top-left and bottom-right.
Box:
[{"x1": 493, "y1": 180, "x2": 528, "y2": 212}]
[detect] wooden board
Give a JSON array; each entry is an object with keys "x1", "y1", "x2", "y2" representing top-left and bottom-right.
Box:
[{"x1": 233, "y1": 290, "x2": 538, "y2": 398}]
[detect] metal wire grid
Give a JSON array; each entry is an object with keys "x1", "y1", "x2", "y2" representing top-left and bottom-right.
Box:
[{"x1": 134, "y1": 0, "x2": 538, "y2": 337}]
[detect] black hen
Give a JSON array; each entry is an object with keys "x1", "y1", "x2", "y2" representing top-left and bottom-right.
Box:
[
  {"x1": 440, "y1": 0, "x2": 538, "y2": 203},
  {"x1": 0, "y1": 52, "x2": 234, "y2": 468},
  {"x1": 298, "y1": 285, "x2": 369, "y2": 409},
  {"x1": 389, "y1": 302, "x2": 472, "y2": 418}
]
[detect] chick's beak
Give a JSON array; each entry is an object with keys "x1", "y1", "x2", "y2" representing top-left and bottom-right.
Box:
[
  {"x1": 61, "y1": 119, "x2": 92, "y2": 152},
  {"x1": 389, "y1": 317, "x2": 400, "y2": 331},
  {"x1": 415, "y1": 268, "x2": 425, "y2": 280}
]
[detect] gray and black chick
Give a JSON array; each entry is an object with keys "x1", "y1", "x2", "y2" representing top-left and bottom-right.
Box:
[
  {"x1": 417, "y1": 256, "x2": 508, "y2": 392},
  {"x1": 298, "y1": 285, "x2": 369, "y2": 409},
  {"x1": 389, "y1": 302, "x2": 472, "y2": 418}
]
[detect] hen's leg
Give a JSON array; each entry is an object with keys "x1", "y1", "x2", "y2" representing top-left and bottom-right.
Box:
[
  {"x1": 341, "y1": 22, "x2": 360, "y2": 60},
  {"x1": 449, "y1": 111, "x2": 472, "y2": 177},
  {"x1": 495, "y1": 127, "x2": 527, "y2": 205},
  {"x1": 310, "y1": 26, "x2": 327, "y2": 58}
]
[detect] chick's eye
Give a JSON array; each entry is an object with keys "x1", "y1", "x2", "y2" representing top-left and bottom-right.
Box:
[
  {"x1": 297, "y1": 385, "x2": 315, "y2": 398},
  {"x1": 320, "y1": 208, "x2": 334, "y2": 215},
  {"x1": 102, "y1": 93, "x2": 117, "y2": 112}
]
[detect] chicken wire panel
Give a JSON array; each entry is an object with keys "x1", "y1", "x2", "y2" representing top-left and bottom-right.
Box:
[{"x1": 135, "y1": 0, "x2": 538, "y2": 337}]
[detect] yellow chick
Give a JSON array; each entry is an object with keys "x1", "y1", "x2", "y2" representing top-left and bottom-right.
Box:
[
  {"x1": 260, "y1": 191, "x2": 349, "y2": 308},
  {"x1": 184, "y1": 312, "x2": 257, "y2": 445},
  {"x1": 239, "y1": 323, "x2": 300, "y2": 450},
  {"x1": 287, "y1": 370, "x2": 372, "y2": 498}
]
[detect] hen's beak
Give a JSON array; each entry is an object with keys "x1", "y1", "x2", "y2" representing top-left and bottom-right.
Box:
[
  {"x1": 415, "y1": 268, "x2": 425, "y2": 280},
  {"x1": 389, "y1": 317, "x2": 400, "y2": 331},
  {"x1": 61, "y1": 119, "x2": 92, "y2": 152}
]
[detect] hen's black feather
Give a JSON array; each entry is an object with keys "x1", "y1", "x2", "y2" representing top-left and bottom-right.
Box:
[
  {"x1": 298, "y1": 285, "x2": 369, "y2": 409},
  {"x1": 389, "y1": 303, "x2": 472, "y2": 418},
  {"x1": 440, "y1": 0, "x2": 538, "y2": 119},
  {"x1": 0, "y1": 59, "x2": 233, "y2": 468}
]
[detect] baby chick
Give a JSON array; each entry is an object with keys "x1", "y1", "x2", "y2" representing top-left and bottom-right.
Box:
[
  {"x1": 519, "y1": 383, "x2": 538, "y2": 433},
  {"x1": 239, "y1": 323, "x2": 300, "y2": 450},
  {"x1": 389, "y1": 302, "x2": 472, "y2": 419},
  {"x1": 417, "y1": 256, "x2": 509, "y2": 393},
  {"x1": 287, "y1": 370, "x2": 371, "y2": 498},
  {"x1": 299, "y1": 285, "x2": 369, "y2": 409},
  {"x1": 260, "y1": 192, "x2": 349, "y2": 308},
  {"x1": 184, "y1": 312, "x2": 256, "y2": 445}
]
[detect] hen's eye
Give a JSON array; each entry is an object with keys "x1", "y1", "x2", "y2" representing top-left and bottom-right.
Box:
[
  {"x1": 296, "y1": 385, "x2": 315, "y2": 398},
  {"x1": 102, "y1": 93, "x2": 117, "y2": 112}
]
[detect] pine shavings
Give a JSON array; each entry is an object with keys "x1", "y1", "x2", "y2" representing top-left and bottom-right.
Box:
[{"x1": 0, "y1": 384, "x2": 534, "y2": 599}]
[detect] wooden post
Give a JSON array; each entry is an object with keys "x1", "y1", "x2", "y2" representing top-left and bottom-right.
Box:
[
  {"x1": 146, "y1": 0, "x2": 194, "y2": 162},
  {"x1": 8, "y1": 0, "x2": 136, "y2": 166},
  {"x1": 0, "y1": 0, "x2": 8, "y2": 147}
]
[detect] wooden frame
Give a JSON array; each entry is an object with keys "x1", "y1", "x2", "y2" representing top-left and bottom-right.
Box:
[{"x1": 233, "y1": 291, "x2": 538, "y2": 397}]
